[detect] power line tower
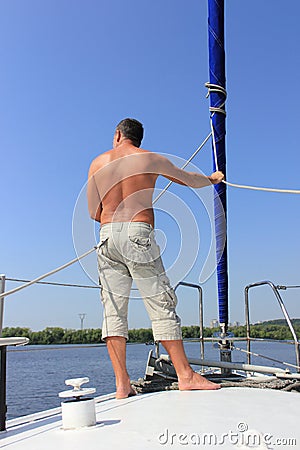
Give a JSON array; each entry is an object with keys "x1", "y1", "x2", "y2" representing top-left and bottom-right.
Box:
[{"x1": 78, "y1": 313, "x2": 87, "y2": 330}]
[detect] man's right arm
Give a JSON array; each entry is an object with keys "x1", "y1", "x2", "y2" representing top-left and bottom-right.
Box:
[{"x1": 156, "y1": 155, "x2": 224, "y2": 188}]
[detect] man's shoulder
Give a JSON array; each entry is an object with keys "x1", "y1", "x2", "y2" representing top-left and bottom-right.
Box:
[
  {"x1": 89, "y1": 149, "x2": 114, "y2": 173},
  {"x1": 88, "y1": 148, "x2": 168, "y2": 176},
  {"x1": 135, "y1": 150, "x2": 173, "y2": 174},
  {"x1": 137, "y1": 148, "x2": 164, "y2": 161}
]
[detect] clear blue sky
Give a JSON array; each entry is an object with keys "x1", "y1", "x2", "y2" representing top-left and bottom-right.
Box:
[{"x1": 1, "y1": 0, "x2": 299, "y2": 331}]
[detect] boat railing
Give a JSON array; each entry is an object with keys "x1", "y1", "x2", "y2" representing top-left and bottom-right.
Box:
[
  {"x1": 155, "y1": 280, "x2": 300, "y2": 376},
  {"x1": 175, "y1": 281, "x2": 204, "y2": 358},
  {"x1": 245, "y1": 280, "x2": 300, "y2": 372},
  {"x1": 153, "y1": 282, "x2": 204, "y2": 360}
]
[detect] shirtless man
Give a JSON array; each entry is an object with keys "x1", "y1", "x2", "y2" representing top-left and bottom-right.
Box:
[{"x1": 87, "y1": 118, "x2": 224, "y2": 398}]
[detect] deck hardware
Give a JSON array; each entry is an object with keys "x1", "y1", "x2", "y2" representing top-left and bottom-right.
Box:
[{"x1": 59, "y1": 377, "x2": 96, "y2": 430}]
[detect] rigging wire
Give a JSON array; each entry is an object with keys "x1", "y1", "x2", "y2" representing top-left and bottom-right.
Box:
[
  {"x1": 233, "y1": 344, "x2": 300, "y2": 371},
  {"x1": 5, "y1": 278, "x2": 100, "y2": 289},
  {"x1": 5, "y1": 277, "x2": 140, "y2": 293},
  {"x1": 152, "y1": 131, "x2": 212, "y2": 204},
  {"x1": 277, "y1": 285, "x2": 300, "y2": 290}
]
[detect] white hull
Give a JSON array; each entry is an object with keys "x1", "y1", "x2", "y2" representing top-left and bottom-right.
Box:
[{"x1": 3, "y1": 387, "x2": 299, "y2": 449}]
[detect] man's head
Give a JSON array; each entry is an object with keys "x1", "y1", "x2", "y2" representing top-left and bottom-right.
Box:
[{"x1": 113, "y1": 118, "x2": 144, "y2": 148}]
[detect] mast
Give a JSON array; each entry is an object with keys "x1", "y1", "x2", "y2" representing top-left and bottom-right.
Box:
[{"x1": 207, "y1": 1, "x2": 229, "y2": 337}]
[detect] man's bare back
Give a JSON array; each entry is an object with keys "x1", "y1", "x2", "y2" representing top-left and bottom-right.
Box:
[
  {"x1": 88, "y1": 143, "x2": 159, "y2": 226},
  {"x1": 87, "y1": 131, "x2": 224, "y2": 226}
]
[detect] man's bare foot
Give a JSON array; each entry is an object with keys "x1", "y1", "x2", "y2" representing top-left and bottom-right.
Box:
[
  {"x1": 178, "y1": 371, "x2": 221, "y2": 391},
  {"x1": 116, "y1": 385, "x2": 136, "y2": 399}
]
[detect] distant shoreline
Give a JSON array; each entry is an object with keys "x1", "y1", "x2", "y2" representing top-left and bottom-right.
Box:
[{"x1": 3, "y1": 319, "x2": 300, "y2": 345}]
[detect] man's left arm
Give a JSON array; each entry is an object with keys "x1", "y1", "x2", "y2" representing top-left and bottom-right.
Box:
[{"x1": 87, "y1": 168, "x2": 102, "y2": 222}]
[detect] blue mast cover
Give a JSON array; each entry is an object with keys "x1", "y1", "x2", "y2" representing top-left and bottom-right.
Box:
[{"x1": 208, "y1": 0, "x2": 228, "y2": 327}]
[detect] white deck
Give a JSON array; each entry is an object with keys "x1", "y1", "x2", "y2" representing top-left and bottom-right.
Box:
[{"x1": 2, "y1": 388, "x2": 299, "y2": 449}]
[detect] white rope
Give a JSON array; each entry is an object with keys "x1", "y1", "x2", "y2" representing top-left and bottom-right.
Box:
[
  {"x1": 222, "y1": 180, "x2": 300, "y2": 194},
  {"x1": 207, "y1": 83, "x2": 300, "y2": 194},
  {"x1": 0, "y1": 247, "x2": 96, "y2": 300},
  {"x1": 205, "y1": 82, "x2": 227, "y2": 116},
  {"x1": 209, "y1": 118, "x2": 219, "y2": 172}
]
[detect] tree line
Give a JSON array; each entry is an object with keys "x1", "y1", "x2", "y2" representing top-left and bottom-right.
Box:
[{"x1": 2, "y1": 321, "x2": 300, "y2": 345}]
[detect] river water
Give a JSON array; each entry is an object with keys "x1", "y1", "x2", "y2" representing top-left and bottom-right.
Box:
[{"x1": 6, "y1": 340, "x2": 298, "y2": 419}]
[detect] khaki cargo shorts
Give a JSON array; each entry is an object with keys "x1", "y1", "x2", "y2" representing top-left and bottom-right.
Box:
[{"x1": 97, "y1": 222, "x2": 182, "y2": 341}]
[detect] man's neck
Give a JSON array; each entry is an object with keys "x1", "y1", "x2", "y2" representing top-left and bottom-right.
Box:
[{"x1": 114, "y1": 138, "x2": 136, "y2": 149}]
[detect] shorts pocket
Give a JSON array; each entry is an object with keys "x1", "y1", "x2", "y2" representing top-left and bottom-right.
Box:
[
  {"x1": 158, "y1": 273, "x2": 177, "y2": 308},
  {"x1": 129, "y1": 235, "x2": 151, "y2": 251}
]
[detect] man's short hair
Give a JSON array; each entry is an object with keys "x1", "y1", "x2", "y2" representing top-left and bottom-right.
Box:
[{"x1": 116, "y1": 118, "x2": 144, "y2": 147}]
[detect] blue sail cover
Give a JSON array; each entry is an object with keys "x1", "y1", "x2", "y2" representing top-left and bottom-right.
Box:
[{"x1": 207, "y1": 0, "x2": 228, "y2": 327}]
